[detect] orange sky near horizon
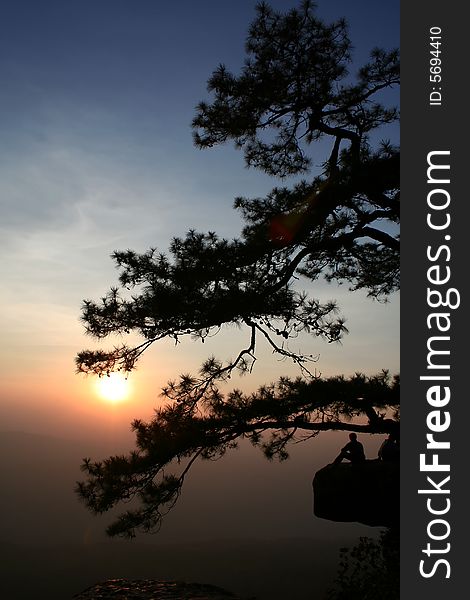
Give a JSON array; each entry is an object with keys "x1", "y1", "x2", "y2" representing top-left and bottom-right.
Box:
[{"x1": 1, "y1": 282, "x2": 399, "y2": 444}]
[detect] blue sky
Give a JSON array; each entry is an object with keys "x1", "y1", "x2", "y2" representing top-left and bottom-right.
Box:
[{"x1": 0, "y1": 0, "x2": 399, "y2": 437}]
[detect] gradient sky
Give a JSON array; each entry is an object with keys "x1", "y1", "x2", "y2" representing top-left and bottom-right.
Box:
[{"x1": 0, "y1": 0, "x2": 399, "y2": 442}]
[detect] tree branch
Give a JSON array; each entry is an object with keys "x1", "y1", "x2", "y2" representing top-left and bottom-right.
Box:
[{"x1": 361, "y1": 226, "x2": 399, "y2": 250}]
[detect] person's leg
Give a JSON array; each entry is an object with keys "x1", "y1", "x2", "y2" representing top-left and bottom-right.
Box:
[{"x1": 333, "y1": 451, "x2": 346, "y2": 464}]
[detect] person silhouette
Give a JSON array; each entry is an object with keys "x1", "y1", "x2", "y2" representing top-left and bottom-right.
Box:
[
  {"x1": 333, "y1": 432, "x2": 366, "y2": 464},
  {"x1": 378, "y1": 434, "x2": 399, "y2": 462}
]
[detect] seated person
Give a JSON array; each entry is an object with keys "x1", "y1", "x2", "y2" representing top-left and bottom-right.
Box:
[
  {"x1": 333, "y1": 433, "x2": 366, "y2": 464},
  {"x1": 378, "y1": 434, "x2": 400, "y2": 462}
]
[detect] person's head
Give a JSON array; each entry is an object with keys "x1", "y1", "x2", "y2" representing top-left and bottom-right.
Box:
[{"x1": 349, "y1": 433, "x2": 357, "y2": 441}]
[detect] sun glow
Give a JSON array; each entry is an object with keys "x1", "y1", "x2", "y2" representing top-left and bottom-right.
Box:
[{"x1": 96, "y1": 372, "x2": 130, "y2": 403}]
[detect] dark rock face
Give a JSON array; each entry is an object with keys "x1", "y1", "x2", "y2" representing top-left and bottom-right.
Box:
[
  {"x1": 72, "y1": 579, "x2": 251, "y2": 600},
  {"x1": 313, "y1": 460, "x2": 399, "y2": 527}
]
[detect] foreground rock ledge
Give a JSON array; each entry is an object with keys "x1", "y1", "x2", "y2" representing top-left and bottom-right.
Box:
[
  {"x1": 73, "y1": 579, "x2": 253, "y2": 600},
  {"x1": 313, "y1": 460, "x2": 399, "y2": 527}
]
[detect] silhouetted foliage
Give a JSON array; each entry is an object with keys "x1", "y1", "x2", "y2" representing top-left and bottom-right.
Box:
[
  {"x1": 76, "y1": 1, "x2": 399, "y2": 538},
  {"x1": 326, "y1": 528, "x2": 399, "y2": 599},
  {"x1": 77, "y1": 372, "x2": 399, "y2": 537}
]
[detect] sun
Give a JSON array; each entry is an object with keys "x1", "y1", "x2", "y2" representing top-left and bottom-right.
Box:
[{"x1": 96, "y1": 372, "x2": 130, "y2": 403}]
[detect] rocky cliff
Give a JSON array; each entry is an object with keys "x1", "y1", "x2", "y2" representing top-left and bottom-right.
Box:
[
  {"x1": 313, "y1": 460, "x2": 399, "y2": 527},
  {"x1": 73, "y1": 579, "x2": 252, "y2": 600}
]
